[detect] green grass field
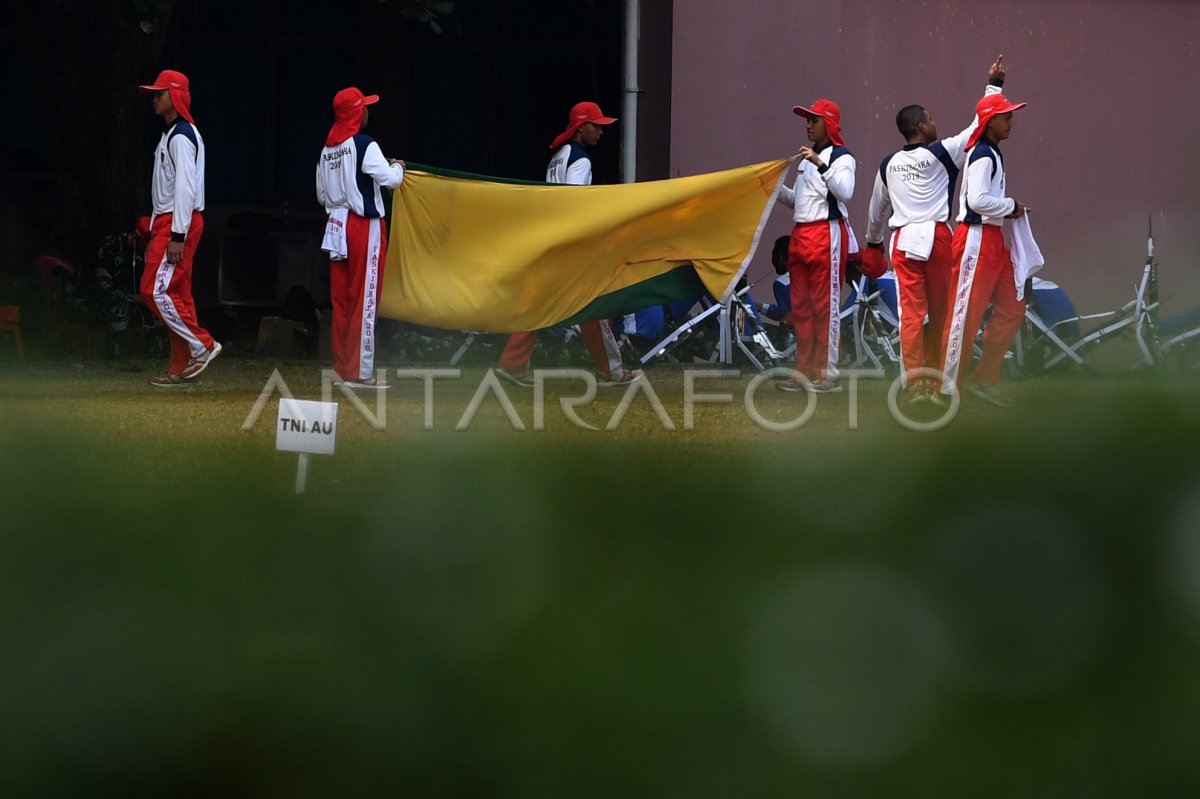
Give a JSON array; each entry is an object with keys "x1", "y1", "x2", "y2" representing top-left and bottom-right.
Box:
[{"x1": 3, "y1": 357, "x2": 1200, "y2": 796}]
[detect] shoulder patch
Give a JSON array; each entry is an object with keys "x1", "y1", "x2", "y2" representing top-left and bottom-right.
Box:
[
  {"x1": 167, "y1": 121, "x2": 199, "y2": 160},
  {"x1": 879, "y1": 152, "x2": 894, "y2": 186},
  {"x1": 828, "y1": 145, "x2": 853, "y2": 164},
  {"x1": 928, "y1": 141, "x2": 958, "y2": 178},
  {"x1": 566, "y1": 142, "x2": 589, "y2": 167},
  {"x1": 968, "y1": 144, "x2": 998, "y2": 179}
]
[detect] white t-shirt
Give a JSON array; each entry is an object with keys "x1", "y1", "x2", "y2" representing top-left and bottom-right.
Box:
[{"x1": 546, "y1": 142, "x2": 592, "y2": 185}]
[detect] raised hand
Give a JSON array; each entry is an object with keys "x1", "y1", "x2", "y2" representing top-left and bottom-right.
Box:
[{"x1": 989, "y1": 54, "x2": 1006, "y2": 81}]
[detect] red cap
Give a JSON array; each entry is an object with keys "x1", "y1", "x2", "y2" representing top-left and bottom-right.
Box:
[
  {"x1": 550, "y1": 101, "x2": 617, "y2": 150},
  {"x1": 326, "y1": 87, "x2": 380, "y2": 146},
  {"x1": 967, "y1": 93, "x2": 1027, "y2": 149},
  {"x1": 793, "y1": 99, "x2": 844, "y2": 146},
  {"x1": 139, "y1": 69, "x2": 194, "y2": 123}
]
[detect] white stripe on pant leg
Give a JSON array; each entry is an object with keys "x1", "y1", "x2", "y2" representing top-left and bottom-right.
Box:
[
  {"x1": 599, "y1": 319, "x2": 623, "y2": 375},
  {"x1": 826, "y1": 221, "x2": 842, "y2": 381},
  {"x1": 941, "y1": 225, "x2": 983, "y2": 393},
  {"x1": 892, "y1": 230, "x2": 910, "y2": 388},
  {"x1": 359, "y1": 219, "x2": 381, "y2": 380},
  {"x1": 153, "y1": 256, "x2": 206, "y2": 357}
]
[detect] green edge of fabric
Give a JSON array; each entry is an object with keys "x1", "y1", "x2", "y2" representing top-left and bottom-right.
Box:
[
  {"x1": 554, "y1": 265, "x2": 708, "y2": 327},
  {"x1": 406, "y1": 162, "x2": 548, "y2": 186}
]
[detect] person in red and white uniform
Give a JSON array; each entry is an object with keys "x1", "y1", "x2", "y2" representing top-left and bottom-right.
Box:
[
  {"x1": 939, "y1": 91, "x2": 1030, "y2": 407},
  {"x1": 495, "y1": 101, "x2": 641, "y2": 388},
  {"x1": 864, "y1": 56, "x2": 1007, "y2": 404},
  {"x1": 776, "y1": 99, "x2": 855, "y2": 394},
  {"x1": 316, "y1": 87, "x2": 406, "y2": 389},
  {"x1": 138, "y1": 69, "x2": 221, "y2": 387}
]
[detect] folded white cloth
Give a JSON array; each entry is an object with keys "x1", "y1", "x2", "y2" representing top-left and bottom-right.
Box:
[
  {"x1": 321, "y1": 208, "x2": 349, "y2": 260},
  {"x1": 1010, "y1": 212, "x2": 1045, "y2": 301},
  {"x1": 895, "y1": 220, "x2": 936, "y2": 261}
]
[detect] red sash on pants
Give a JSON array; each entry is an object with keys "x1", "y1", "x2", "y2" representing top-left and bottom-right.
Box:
[
  {"x1": 330, "y1": 214, "x2": 386, "y2": 381},
  {"x1": 890, "y1": 222, "x2": 954, "y2": 387},
  {"x1": 787, "y1": 219, "x2": 846, "y2": 381},
  {"x1": 941, "y1": 223, "x2": 1026, "y2": 391},
  {"x1": 141, "y1": 212, "x2": 213, "y2": 375}
]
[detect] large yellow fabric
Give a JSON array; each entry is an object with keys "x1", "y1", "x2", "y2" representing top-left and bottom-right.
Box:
[{"x1": 381, "y1": 158, "x2": 792, "y2": 332}]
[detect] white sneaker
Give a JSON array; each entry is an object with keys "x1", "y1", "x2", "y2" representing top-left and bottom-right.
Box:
[
  {"x1": 495, "y1": 367, "x2": 535, "y2": 388},
  {"x1": 596, "y1": 367, "x2": 643, "y2": 387},
  {"x1": 967, "y1": 380, "x2": 1014, "y2": 408},
  {"x1": 148, "y1": 373, "x2": 194, "y2": 388},
  {"x1": 180, "y1": 341, "x2": 222, "y2": 380},
  {"x1": 810, "y1": 378, "x2": 843, "y2": 394},
  {"x1": 343, "y1": 377, "x2": 390, "y2": 389}
]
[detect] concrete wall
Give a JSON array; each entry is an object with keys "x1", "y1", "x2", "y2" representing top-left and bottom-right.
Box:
[{"x1": 671, "y1": 0, "x2": 1200, "y2": 317}]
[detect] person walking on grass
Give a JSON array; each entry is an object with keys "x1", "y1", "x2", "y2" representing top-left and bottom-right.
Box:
[
  {"x1": 495, "y1": 101, "x2": 642, "y2": 389},
  {"x1": 138, "y1": 69, "x2": 221, "y2": 387},
  {"x1": 939, "y1": 89, "x2": 1031, "y2": 408},
  {"x1": 316, "y1": 87, "x2": 406, "y2": 389},
  {"x1": 776, "y1": 98, "x2": 856, "y2": 395},
  {"x1": 863, "y1": 55, "x2": 1009, "y2": 405}
]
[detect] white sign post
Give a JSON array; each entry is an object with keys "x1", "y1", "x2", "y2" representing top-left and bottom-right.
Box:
[{"x1": 276, "y1": 398, "x2": 338, "y2": 494}]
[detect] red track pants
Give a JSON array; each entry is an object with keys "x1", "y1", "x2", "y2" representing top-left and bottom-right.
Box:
[
  {"x1": 141, "y1": 212, "x2": 214, "y2": 376},
  {"x1": 788, "y1": 219, "x2": 847, "y2": 381},
  {"x1": 941, "y1": 223, "x2": 1026, "y2": 391},
  {"x1": 330, "y1": 214, "x2": 386, "y2": 382},
  {"x1": 891, "y1": 222, "x2": 954, "y2": 387}
]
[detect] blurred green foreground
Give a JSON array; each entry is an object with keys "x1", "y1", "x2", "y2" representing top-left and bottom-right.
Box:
[{"x1": 2, "y1": 361, "x2": 1200, "y2": 797}]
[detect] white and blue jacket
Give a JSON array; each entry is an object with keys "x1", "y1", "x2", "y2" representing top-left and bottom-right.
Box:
[
  {"x1": 316, "y1": 134, "x2": 405, "y2": 218},
  {"x1": 151, "y1": 119, "x2": 205, "y2": 242}
]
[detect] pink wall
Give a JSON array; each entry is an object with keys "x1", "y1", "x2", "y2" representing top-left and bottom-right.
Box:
[{"x1": 671, "y1": 0, "x2": 1200, "y2": 317}]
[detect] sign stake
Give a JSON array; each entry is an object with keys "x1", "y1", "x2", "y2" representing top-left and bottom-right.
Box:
[{"x1": 295, "y1": 453, "x2": 310, "y2": 495}]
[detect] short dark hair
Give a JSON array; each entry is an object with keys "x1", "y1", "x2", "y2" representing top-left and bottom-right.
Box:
[
  {"x1": 772, "y1": 235, "x2": 789, "y2": 259},
  {"x1": 896, "y1": 104, "x2": 927, "y2": 139}
]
